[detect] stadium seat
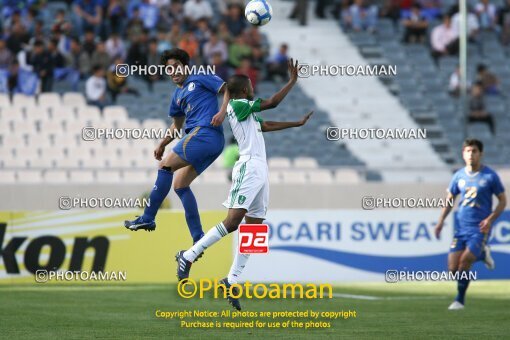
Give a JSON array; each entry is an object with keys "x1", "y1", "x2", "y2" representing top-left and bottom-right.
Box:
[
  {"x1": 43, "y1": 170, "x2": 69, "y2": 183},
  {"x1": 281, "y1": 171, "x2": 308, "y2": 184},
  {"x1": 38, "y1": 93, "x2": 62, "y2": 110},
  {"x1": 62, "y1": 92, "x2": 86, "y2": 108},
  {"x1": 69, "y1": 170, "x2": 95, "y2": 183},
  {"x1": 334, "y1": 169, "x2": 361, "y2": 184},
  {"x1": 293, "y1": 157, "x2": 318, "y2": 169},
  {"x1": 268, "y1": 157, "x2": 291, "y2": 169},
  {"x1": 122, "y1": 170, "x2": 151, "y2": 183},
  {"x1": 0, "y1": 170, "x2": 16, "y2": 183},
  {"x1": 103, "y1": 106, "x2": 129, "y2": 125},
  {"x1": 308, "y1": 169, "x2": 334, "y2": 184},
  {"x1": 0, "y1": 94, "x2": 11, "y2": 108},
  {"x1": 96, "y1": 170, "x2": 122, "y2": 183},
  {"x1": 268, "y1": 171, "x2": 282, "y2": 184},
  {"x1": 16, "y1": 170, "x2": 43, "y2": 183}
]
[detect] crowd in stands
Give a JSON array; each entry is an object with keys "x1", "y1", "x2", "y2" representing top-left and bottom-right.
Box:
[{"x1": 0, "y1": 0, "x2": 292, "y2": 108}]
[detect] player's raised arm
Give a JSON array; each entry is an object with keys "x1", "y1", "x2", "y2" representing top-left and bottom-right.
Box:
[
  {"x1": 259, "y1": 58, "x2": 299, "y2": 111},
  {"x1": 435, "y1": 191, "x2": 456, "y2": 239},
  {"x1": 154, "y1": 116, "x2": 185, "y2": 160},
  {"x1": 261, "y1": 111, "x2": 313, "y2": 132}
]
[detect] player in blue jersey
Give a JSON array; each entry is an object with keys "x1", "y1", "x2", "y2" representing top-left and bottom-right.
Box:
[
  {"x1": 435, "y1": 139, "x2": 506, "y2": 310},
  {"x1": 124, "y1": 48, "x2": 229, "y2": 256}
]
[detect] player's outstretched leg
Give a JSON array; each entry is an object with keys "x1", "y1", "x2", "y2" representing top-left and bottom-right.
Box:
[
  {"x1": 219, "y1": 277, "x2": 242, "y2": 311},
  {"x1": 125, "y1": 152, "x2": 188, "y2": 231},
  {"x1": 219, "y1": 217, "x2": 260, "y2": 310},
  {"x1": 448, "y1": 250, "x2": 476, "y2": 310},
  {"x1": 482, "y1": 245, "x2": 495, "y2": 270},
  {"x1": 175, "y1": 208, "x2": 246, "y2": 281}
]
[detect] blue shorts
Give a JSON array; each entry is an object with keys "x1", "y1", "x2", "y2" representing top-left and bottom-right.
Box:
[
  {"x1": 173, "y1": 126, "x2": 224, "y2": 175},
  {"x1": 449, "y1": 227, "x2": 489, "y2": 258}
]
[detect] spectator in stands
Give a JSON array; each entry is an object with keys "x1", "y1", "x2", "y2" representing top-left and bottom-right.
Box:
[
  {"x1": 126, "y1": 30, "x2": 149, "y2": 66},
  {"x1": 223, "y1": 3, "x2": 246, "y2": 37},
  {"x1": 430, "y1": 15, "x2": 459, "y2": 65},
  {"x1": 126, "y1": 6, "x2": 145, "y2": 40},
  {"x1": 228, "y1": 35, "x2": 251, "y2": 68},
  {"x1": 468, "y1": 82, "x2": 495, "y2": 135},
  {"x1": 236, "y1": 56, "x2": 259, "y2": 92},
  {"x1": 91, "y1": 41, "x2": 111, "y2": 71},
  {"x1": 402, "y1": 3, "x2": 429, "y2": 44},
  {"x1": 194, "y1": 17, "x2": 212, "y2": 49},
  {"x1": 266, "y1": 43, "x2": 289, "y2": 81},
  {"x1": 217, "y1": 20, "x2": 233, "y2": 44},
  {"x1": 146, "y1": 38, "x2": 160, "y2": 89},
  {"x1": 203, "y1": 29, "x2": 228, "y2": 65},
  {"x1": 418, "y1": 0, "x2": 442, "y2": 21},
  {"x1": 28, "y1": 40, "x2": 54, "y2": 92},
  {"x1": 70, "y1": 37, "x2": 91, "y2": 79},
  {"x1": 380, "y1": 0, "x2": 403, "y2": 27},
  {"x1": 85, "y1": 64, "x2": 107, "y2": 109},
  {"x1": 244, "y1": 26, "x2": 265, "y2": 48},
  {"x1": 475, "y1": 0, "x2": 497, "y2": 31},
  {"x1": 139, "y1": 0, "x2": 160, "y2": 31},
  {"x1": 0, "y1": 39, "x2": 13, "y2": 69},
  {"x1": 107, "y1": 57, "x2": 141, "y2": 103},
  {"x1": 73, "y1": 0, "x2": 103, "y2": 36},
  {"x1": 342, "y1": 0, "x2": 378, "y2": 33},
  {"x1": 210, "y1": 51, "x2": 229, "y2": 81},
  {"x1": 476, "y1": 64, "x2": 500, "y2": 96},
  {"x1": 178, "y1": 31, "x2": 199, "y2": 63},
  {"x1": 6, "y1": 22, "x2": 30, "y2": 55},
  {"x1": 105, "y1": 32, "x2": 126, "y2": 60},
  {"x1": 451, "y1": 5, "x2": 480, "y2": 42},
  {"x1": 107, "y1": 0, "x2": 126, "y2": 34},
  {"x1": 183, "y1": 0, "x2": 213, "y2": 26},
  {"x1": 82, "y1": 28, "x2": 97, "y2": 57},
  {"x1": 7, "y1": 61, "x2": 20, "y2": 97},
  {"x1": 156, "y1": 30, "x2": 172, "y2": 53},
  {"x1": 448, "y1": 65, "x2": 461, "y2": 97},
  {"x1": 498, "y1": 0, "x2": 510, "y2": 44},
  {"x1": 250, "y1": 45, "x2": 266, "y2": 72},
  {"x1": 168, "y1": 21, "x2": 183, "y2": 46},
  {"x1": 48, "y1": 38, "x2": 80, "y2": 91}
]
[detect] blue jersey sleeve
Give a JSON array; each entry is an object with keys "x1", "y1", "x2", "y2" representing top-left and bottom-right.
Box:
[
  {"x1": 490, "y1": 171, "x2": 505, "y2": 196},
  {"x1": 169, "y1": 95, "x2": 185, "y2": 117},
  {"x1": 448, "y1": 173, "x2": 460, "y2": 196},
  {"x1": 197, "y1": 74, "x2": 225, "y2": 94}
]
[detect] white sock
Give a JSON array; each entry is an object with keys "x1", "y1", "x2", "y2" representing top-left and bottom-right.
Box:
[
  {"x1": 183, "y1": 222, "x2": 228, "y2": 262},
  {"x1": 227, "y1": 253, "x2": 250, "y2": 284}
]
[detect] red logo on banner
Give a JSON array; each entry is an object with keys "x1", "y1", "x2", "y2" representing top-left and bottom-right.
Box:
[{"x1": 238, "y1": 224, "x2": 269, "y2": 254}]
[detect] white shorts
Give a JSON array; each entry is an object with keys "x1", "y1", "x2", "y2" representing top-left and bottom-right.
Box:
[{"x1": 223, "y1": 156, "x2": 269, "y2": 219}]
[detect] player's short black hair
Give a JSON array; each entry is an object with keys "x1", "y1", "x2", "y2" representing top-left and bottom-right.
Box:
[
  {"x1": 227, "y1": 74, "x2": 250, "y2": 97},
  {"x1": 477, "y1": 63, "x2": 487, "y2": 72},
  {"x1": 463, "y1": 139, "x2": 483, "y2": 152},
  {"x1": 160, "y1": 48, "x2": 190, "y2": 66}
]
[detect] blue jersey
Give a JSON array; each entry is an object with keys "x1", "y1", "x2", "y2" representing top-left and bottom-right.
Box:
[
  {"x1": 169, "y1": 73, "x2": 225, "y2": 134},
  {"x1": 448, "y1": 165, "x2": 505, "y2": 228}
]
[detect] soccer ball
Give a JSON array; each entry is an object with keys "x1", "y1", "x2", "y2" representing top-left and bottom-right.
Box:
[{"x1": 245, "y1": 0, "x2": 273, "y2": 26}]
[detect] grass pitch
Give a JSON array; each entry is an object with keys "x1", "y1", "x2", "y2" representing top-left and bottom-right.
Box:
[{"x1": 2, "y1": 281, "x2": 509, "y2": 339}]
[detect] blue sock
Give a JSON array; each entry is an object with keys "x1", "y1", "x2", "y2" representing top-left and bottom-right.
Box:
[
  {"x1": 142, "y1": 168, "x2": 173, "y2": 222},
  {"x1": 175, "y1": 187, "x2": 204, "y2": 243},
  {"x1": 455, "y1": 272, "x2": 470, "y2": 305}
]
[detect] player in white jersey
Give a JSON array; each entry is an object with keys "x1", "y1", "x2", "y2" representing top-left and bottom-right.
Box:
[{"x1": 175, "y1": 59, "x2": 313, "y2": 310}]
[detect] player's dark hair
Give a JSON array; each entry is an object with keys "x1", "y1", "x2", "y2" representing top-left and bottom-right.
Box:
[
  {"x1": 160, "y1": 48, "x2": 190, "y2": 66},
  {"x1": 227, "y1": 74, "x2": 250, "y2": 98},
  {"x1": 463, "y1": 139, "x2": 483, "y2": 152},
  {"x1": 477, "y1": 63, "x2": 487, "y2": 72}
]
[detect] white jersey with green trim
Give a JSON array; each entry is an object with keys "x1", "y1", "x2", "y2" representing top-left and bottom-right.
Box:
[{"x1": 226, "y1": 98, "x2": 266, "y2": 161}]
